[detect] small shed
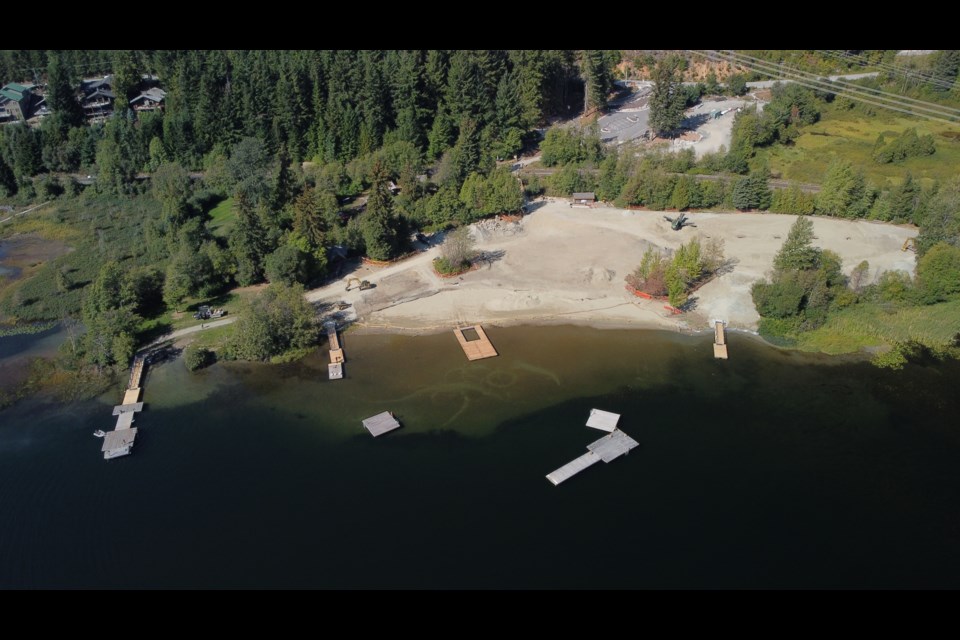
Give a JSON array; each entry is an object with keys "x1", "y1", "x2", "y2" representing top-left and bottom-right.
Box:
[
  {"x1": 102, "y1": 428, "x2": 138, "y2": 459},
  {"x1": 571, "y1": 192, "x2": 596, "y2": 207},
  {"x1": 586, "y1": 409, "x2": 620, "y2": 432},
  {"x1": 362, "y1": 411, "x2": 402, "y2": 437}
]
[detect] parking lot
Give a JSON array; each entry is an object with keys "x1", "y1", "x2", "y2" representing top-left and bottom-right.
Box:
[{"x1": 598, "y1": 86, "x2": 651, "y2": 144}]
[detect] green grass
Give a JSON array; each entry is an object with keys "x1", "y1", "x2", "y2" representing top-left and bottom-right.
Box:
[
  {"x1": 136, "y1": 289, "x2": 252, "y2": 343},
  {"x1": 186, "y1": 323, "x2": 235, "y2": 351},
  {"x1": 206, "y1": 197, "x2": 235, "y2": 238},
  {"x1": 796, "y1": 298, "x2": 960, "y2": 354},
  {"x1": 759, "y1": 106, "x2": 960, "y2": 188}
]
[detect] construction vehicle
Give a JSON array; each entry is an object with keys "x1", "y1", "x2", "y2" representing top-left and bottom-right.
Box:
[
  {"x1": 664, "y1": 212, "x2": 696, "y2": 231},
  {"x1": 345, "y1": 277, "x2": 373, "y2": 291},
  {"x1": 902, "y1": 237, "x2": 917, "y2": 252}
]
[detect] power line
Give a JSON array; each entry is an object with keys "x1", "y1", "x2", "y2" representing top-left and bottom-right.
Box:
[
  {"x1": 727, "y1": 50, "x2": 960, "y2": 117},
  {"x1": 821, "y1": 50, "x2": 956, "y2": 92},
  {"x1": 693, "y1": 50, "x2": 960, "y2": 125}
]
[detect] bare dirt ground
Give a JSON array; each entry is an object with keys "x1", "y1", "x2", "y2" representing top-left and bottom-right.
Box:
[
  {"x1": 685, "y1": 98, "x2": 753, "y2": 157},
  {"x1": 305, "y1": 200, "x2": 917, "y2": 334}
]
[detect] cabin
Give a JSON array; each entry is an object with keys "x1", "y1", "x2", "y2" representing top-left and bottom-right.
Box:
[
  {"x1": 80, "y1": 77, "x2": 115, "y2": 122},
  {"x1": 571, "y1": 192, "x2": 596, "y2": 207},
  {"x1": 130, "y1": 87, "x2": 166, "y2": 112}
]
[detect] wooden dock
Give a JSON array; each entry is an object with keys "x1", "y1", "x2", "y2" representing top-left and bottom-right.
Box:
[
  {"x1": 102, "y1": 357, "x2": 148, "y2": 460},
  {"x1": 546, "y1": 429, "x2": 639, "y2": 486},
  {"x1": 713, "y1": 319, "x2": 728, "y2": 360},
  {"x1": 326, "y1": 322, "x2": 344, "y2": 378},
  {"x1": 128, "y1": 356, "x2": 146, "y2": 389},
  {"x1": 454, "y1": 325, "x2": 498, "y2": 361}
]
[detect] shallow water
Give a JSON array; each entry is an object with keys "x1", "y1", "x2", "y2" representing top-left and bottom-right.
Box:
[{"x1": 1, "y1": 325, "x2": 959, "y2": 588}]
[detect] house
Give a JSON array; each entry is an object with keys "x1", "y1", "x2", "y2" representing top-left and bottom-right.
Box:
[
  {"x1": 130, "y1": 87, "x2": 166, "y2": 112},
  {"x1": 571, "y1": 192, "x2": 596, "y2": 207},
  {"x1": 79, "y1": 76, "x2": 115, "y2": 122},
  {"x1": 0, "y1": 82, "x2": 39, "y2": 123}
]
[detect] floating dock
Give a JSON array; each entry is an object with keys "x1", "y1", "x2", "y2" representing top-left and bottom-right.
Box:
[
  {"x1": 454, "y1": 325, "x2": 498, "y2": 361},
  {"x1": 713, "y1": 319, "x2": 728, "y2": 360},
  {"x1": 546, "y1": 429, "x2": 639, "y2": 486},
  {"x1": 362, "y1": 411, "x2": 402, "y2": 437},
  {"x1": 586, "y1": 409, "x2": 620, "y2": 432},
  {"x1": 102, "y1": 428, "x2": 138, "y2": 459},
  {"x1": 326, "y1": 322, "x2": 345, "y2": 379}
]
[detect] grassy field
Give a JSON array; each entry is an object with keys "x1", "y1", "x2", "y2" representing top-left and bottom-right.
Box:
[
  {"x1": 796, "y1": 298, "x2": 960, "y2": 354},
  {"x1": 206, "y1": 197, "x2": 235, "y2": 238},
  {"x1": 759, "y1": 106, "x2": 960, "y2": 188}
]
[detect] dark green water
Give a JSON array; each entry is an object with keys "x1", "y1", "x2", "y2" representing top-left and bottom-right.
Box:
[{"x1": 2, "y1": 325, "x2": 960, "y2": 588}]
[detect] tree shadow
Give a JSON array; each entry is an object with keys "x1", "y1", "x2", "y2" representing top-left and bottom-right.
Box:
[
  {"x1": 715, "y1": 256, "x2": 740, "y2": 277},
  {"x1": 523, "y1": 200, "x2": 548, "y2": 214},
  {"x1": 681, "y1": 296, "x2": 699, "y2": 312},
  {"x1": 682, "y1": 113, "x2": 711, "y2": 129},
  {"x1": 137, "y1": 321, "x2": 174, "y2": 345},
  {"x1": 475, "y1": 249, "x2": 506, "y2": 269}
]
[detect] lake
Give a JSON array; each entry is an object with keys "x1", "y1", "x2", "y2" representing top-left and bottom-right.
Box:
[{"x1": 1, "y1": 325, "x2": 959, "y2": 588}]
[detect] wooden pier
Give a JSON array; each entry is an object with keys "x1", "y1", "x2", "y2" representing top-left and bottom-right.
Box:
[
  {"x1": 713, "y1": 319, "x2": 728, "y2": 360},
  {"x1": 546, "y1": 429, "x2": 639, "y2": 486},
  {"x1": 128, "y1": 355, "x2": 146, "y2": 389},
  {"x1": 454, "y1": 325, "x2": 498, "y2": 361},
  {"x1": 326, "y1": 322, "x2": 345, "y2": 379},
  {"x1": 101, "y1": 357, "x2": 148, "y2": 460}
]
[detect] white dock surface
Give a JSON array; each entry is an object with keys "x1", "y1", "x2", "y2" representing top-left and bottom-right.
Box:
[
  {"x1": 546, "y1": 429, "x2": 640, "y2": 485},
  {"x1": 586, "y1": 409, "x2": 620, "y2": 432},
  {"x1": 546, "y1": 452, "x2": 601, "y2": 485}
]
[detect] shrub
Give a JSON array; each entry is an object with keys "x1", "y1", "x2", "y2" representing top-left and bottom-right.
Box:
[{"x1": 184, "y1": 345, "x2": 215, "y2": 372}]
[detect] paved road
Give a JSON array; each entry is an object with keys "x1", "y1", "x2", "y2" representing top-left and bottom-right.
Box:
[{"x1": 747, "y1": 72, "x2": 879, "y2": 89}]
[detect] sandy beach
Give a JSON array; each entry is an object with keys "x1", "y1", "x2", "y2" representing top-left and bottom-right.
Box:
[{"x1": 305, "y1": 199, "x2": 918, "y2": 335}]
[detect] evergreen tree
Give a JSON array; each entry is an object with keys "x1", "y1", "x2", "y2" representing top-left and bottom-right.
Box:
[
  {"x1": 229, "y1": 190, "x2": 269, "y2": 285},
  {"x1": 817, "y1": 159, "x2": 873, "y2": 218},
  {"x1": 649, "y1": 55, "x2": 686, "y2": 137},
  {"x1": 932, "y1": 50, "x2": 960, "y2": 92},
  {"x1": 46, "y1": 52, "x2": 84, "y2": 127},
  {"x1": 270, "y1": 145, "x2": 296, "y2": 212},
  {"x1": 361, "y1": 161, "x2": 399, "y2": 260},
  {"x1": 773, "y1": 215, "x2": 819, "y2": 272},
  {"x1": 582, "y1": 50, "x2": 612, "y2": 112}
]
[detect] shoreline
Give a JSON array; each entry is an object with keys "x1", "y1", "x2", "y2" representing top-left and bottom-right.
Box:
[{"x1": 307, "y1": 200, "x2": 915, "y2": 358}]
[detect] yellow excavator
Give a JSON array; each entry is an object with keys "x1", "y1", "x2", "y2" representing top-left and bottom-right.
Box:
[
  {"x1": 345, "y1": 277, "x2": 373, "y2": 291},
  {"x1": 902, "y1": 237, "x2": 916, "y2": 252}
]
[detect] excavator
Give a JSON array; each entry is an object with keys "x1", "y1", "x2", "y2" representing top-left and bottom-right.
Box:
[
  {"x1": 345, "y1": 277, "x2": 374, "y2": 291},
  {"x1": 664, "y1": 212, "x2": 696, "y2": 231},
  {"x1": 902, "y1": 237, "x2": 916, "y2": 252}
]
